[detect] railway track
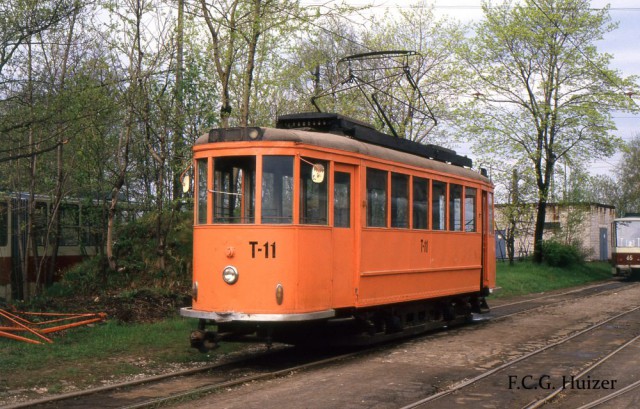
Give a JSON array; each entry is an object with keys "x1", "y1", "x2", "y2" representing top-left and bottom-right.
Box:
[
  {"x1": 488, "y1": 278, "x2": 631, "y2": 318},
  {"x1": 526, "y1": 335, "x2": 640, "y2": 408},
  {"x1": 401, "y1": 295, "x2": 640, "y2": 408},
  {"x1": 4, "y1": 279, "x2": 635, "y2": 409},
  {"x1": 4, "y1": 346, "x2": 364, "y2": 409}
]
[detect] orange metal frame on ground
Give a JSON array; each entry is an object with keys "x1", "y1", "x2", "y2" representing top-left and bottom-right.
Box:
[{"x1": 0, "y1": 309, "x2": 106, "y2": 344}]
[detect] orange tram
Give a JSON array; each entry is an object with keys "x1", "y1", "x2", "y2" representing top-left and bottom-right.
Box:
[{"x1": 181, "y1": 112, "x2": 496, "y2": 349}]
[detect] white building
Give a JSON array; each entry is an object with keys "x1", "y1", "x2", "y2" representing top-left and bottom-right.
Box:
[{"x1": 495, "y1": 202, "x2": 616, "y2": 262}]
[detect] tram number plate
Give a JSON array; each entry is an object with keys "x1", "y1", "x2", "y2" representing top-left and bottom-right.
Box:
[
  {"x1": 420, "y1": 239, "x2": 429, "y2": 253},
  {"x1": 250, "y1": 241, "x2": 277, "y2": 259}
]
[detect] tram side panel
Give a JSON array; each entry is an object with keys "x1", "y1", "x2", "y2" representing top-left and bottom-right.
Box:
[{"x1": 357, "y1": 230, "x2": 483, "y2": 307}]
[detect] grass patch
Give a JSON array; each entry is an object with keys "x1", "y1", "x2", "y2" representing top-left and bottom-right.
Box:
[
  {"x1": 0, "y1": 316, "x2": 239, "y2": 403},
  {"x1": 494, "y1": 260, "x2": 612, "y2": 298}
]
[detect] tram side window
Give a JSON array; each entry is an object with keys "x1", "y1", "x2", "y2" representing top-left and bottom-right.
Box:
[
  {"x1": 391, "y1": 173, "x2": 409, "y2": 228},
  {"x1": 34, "y1": 202, "x2": 49, "y2": 246},
  {"x1": 367, "y1": 168, "x2": 388, "y2": 227},
  {"x1": 60, "y1": 204, "x2": 80, "y2": 246},
  {"x1": 412, "y1": 177, "x2": 428, "y2": 230},
  {"x1": 300, "y1": 158, "x2": 328, "y2": 225},
  {"x1": 197, "y1": 158, "x2": 208, "y2": 224},
  {"x1": 334, "y1": 172, "x2": 351, "y2": 228},
  {"x1": 0, "y1": 202, "x2": 7, "y2": 246},
  {"x1": 262, "y1": 156, "x2": 293, "y2": 224},
  {"x1": 465, "y1": 188, "x2": 477, "y2": 232},
  {"x1": 449, "y1": 184, "x2": 463, "y2": 231},
  {"x1": 82, "y1": 205, "x2": 104, "y2": 247},
  {"x1": 213, "y1": 156, "x2": 256, "y2": 224},
  {"x1": 432, "y1": 181, "x2": 446, "y2": 230}
]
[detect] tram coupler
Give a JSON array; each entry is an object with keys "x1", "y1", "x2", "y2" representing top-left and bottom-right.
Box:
[{"x1": 190, "y1": 329, "x2": 219, "y2": 353}]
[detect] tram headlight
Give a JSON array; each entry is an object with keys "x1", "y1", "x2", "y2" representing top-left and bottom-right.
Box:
[{"x1": 222, "y1": 265, "x2": 239, "y2": 285}]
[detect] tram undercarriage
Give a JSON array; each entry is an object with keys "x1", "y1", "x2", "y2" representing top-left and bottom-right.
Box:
[{"x1": 189, "y1": 294, "x2": 490, "y2": 351}]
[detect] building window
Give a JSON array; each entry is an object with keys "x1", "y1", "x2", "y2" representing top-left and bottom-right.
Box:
[
  {"x1": 197, "y1": 158, "x2": 208, "y2": 225},
  {"x1": 465, "y1": 187, "x2": 477, "y2": 232},
  {"x1": 300, "y1": 158, "x2": 328, "y2": 225},
  {"x1": 367, "y1": 168, "x2": 387, "y2": 227},
  {"x1": 391, "y1": 173, "x2": 409, "y2": 228},
  {"x1": 412, "y1": 177, "x2": 429, "y2": 230},
  {"x1": 432, "y1": 181, "x2": 446, "y2": 230},
  {"x1": 262, "y1": 156, "x2": 294, "y2": 224},
  {"x1": 334, "y1": 172, "x2": 351, "y2": 228},
  {"x1": 213, "y1": 156, "x2": 255, "y2": 224}
]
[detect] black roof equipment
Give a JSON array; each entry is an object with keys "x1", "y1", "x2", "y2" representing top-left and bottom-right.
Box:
[{"x1": 277, "y1": 112, "x2": 471, "y2": 168}]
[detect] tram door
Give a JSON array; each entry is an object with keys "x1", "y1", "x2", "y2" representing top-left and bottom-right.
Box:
[
  {"x1": 481, "y1": 191, "x2": 496, "y2": 291},
  {"x1": 332, "y1": 164, "x2": 357, "y2": 307}
]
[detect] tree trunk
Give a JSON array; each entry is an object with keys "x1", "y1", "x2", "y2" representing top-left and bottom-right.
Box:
[
  {"x1": 240, "y1": 0, "x2": 262, "y2": 127},
  {"x1": 172, "y1": 0, "x2": 185, "y2": 202},
  {"x1": 47, "y1": 6, "x2": 79, "y2": 288},
  {"x1": 532, "y1": 198, "x2": 547, "y2": 264}
]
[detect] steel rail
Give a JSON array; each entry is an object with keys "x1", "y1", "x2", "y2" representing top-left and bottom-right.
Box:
[
  {"x1": 487, "y1": 281, "x2": 639, "y2": 322},
  {"x1": 119, "y1": 351, "x2": 364, "y2": 409},
  {"x1": 490, "y1": 280, "x2": 628, "y2": 310},
  {"x1": 575, "y1": 379, "x2": 640, "y2": 409},
  {"x1": 1, "y1": 347, "x2": 289, "y2": 409},
  {"x1": 523, "y1": 334, "x2": 640, "y2": 409},
  {"x1": 399, "y1": 304, "x2": 640, "y2": 409}
]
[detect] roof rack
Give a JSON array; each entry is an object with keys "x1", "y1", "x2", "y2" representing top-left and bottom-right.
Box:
[{"x1": 276, "y1": 112, "x2": 472, "y2": 168}]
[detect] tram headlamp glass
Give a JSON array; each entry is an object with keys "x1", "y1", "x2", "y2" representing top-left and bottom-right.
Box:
[{"x1": 222, "y1": 266, "x2": 239, "y2": 285}]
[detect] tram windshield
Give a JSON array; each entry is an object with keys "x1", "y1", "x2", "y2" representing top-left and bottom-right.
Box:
[
  {"x1": 614, "y1": 220, "x2": 640, "y2": 248},
  {"x1": 262, "y1": 156, "x2": 293, "y2": 224},
  {"x1": 213, "y1": 156, "x2": 256, "y2": 223}
]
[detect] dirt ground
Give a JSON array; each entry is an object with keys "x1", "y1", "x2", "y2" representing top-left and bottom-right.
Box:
[{"x1": 170, "y1": 283, "x2": 640, "y2": 409}]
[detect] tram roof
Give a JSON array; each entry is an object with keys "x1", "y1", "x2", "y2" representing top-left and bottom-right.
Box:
[
  {"x1": 197, "y1": 117, "x2": 489, "y2": 184},
  {"x1": 614, "y1": 216, "x2": 640, "y2": 222}
]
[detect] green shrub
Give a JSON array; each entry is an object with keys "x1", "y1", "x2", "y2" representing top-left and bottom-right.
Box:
[{"x1": 541, "y1": 240, "x2": 584, "y2": 267}]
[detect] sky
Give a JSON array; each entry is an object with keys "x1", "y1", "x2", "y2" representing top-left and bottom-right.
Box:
[{"x1": 302, "y1": 0, "x2": 640, "y2": 178}]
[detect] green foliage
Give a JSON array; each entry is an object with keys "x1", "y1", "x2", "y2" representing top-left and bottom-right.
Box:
[
  {"x1": 457, "y1": 0, "x2": 639, "y2": 262},
  {"x1": 616, "y1": 135, "x2": 640, "y2": 215},
  {"x1": 44, "y1": 256, "x2": 110, "y2": 298},
  {"x1": 113, "y1": 209, "x2": 193, "y2": 281},
  {"x1": 38, "y1": 209, "x2": 193, "y2": 304},
  {"x1": 541, "y1": 240, "x2": 585, "y2": 267}
]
